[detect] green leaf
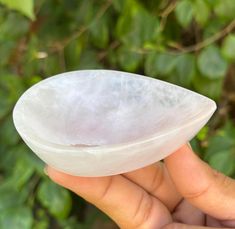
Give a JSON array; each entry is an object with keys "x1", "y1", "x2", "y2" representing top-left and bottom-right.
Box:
[
  {"x1": 221, "y1": 34, "x2": 235, "y2": 61},
  {"x1": 33, "y1": 209, "x2": 49, "y2": 229},
  {"x1": 0, "y1": 145, "x2": 17, "y2": 172},
  {"x1": 116, "y1": 3, "x2": 159, "y2": 47},
  {"x1": 0, "y1": 0, "x2": 35, "y2": 20},
  {"x1": 209, "y1": 151, "x2": 235, "y2": 176},
  {"x1": 0, "y1": 206, "x2": 33, "y2": 229},
  {"x1": 192, "y1": 73, "x2": 223, "y2": 100},
  {"x1": 190, "y1": 138, "x2": 202, "y2": 155},
  {"x1": 11, "y1": 156, "x2": 34, "y2": 189},
  {"x1": 0, "y1": 116, "x2": 20, "y2": 146},
  {"x1": 33, "y1": 220, "x2": 49, "y2": 229},
  {"x1": 43, "y1": 55, "x2": 63, "y2": 76},
  {"x1": 193, "y1": 0, "x2": 210, "y2": 26},
  {"x1": 78, "y1": 49, "x2": 103, "y2": 69},
  {"x1": 0, "y1": 143, "x2": 40, "y2": 176},
  {"x1": 196, "y1": 126, "x2": 209, "y2": 141},
  {"x1": 0, "y1": 74, "x2": 25, "y2": 103},
  {"x1": 174, "y1": 54, "x2": 195, "y2": 87},
  {"x1": 205, "y1": 135, "x2": 234, "y2": 160},
  {"x1": 197, "y1": 45, "x2": 228, "y2": 79},
  {"x1": 115, "y1": 2, "x2": 134, "y2": 39},
  {"x1": 0, "y1": 189, "x2": 25, "y2": 211},
  {"x1": 0, "y1": 13, "x2": 29, "y2": 42},
  {"x1": 145, "y1": 52, "x2": 177, "y2": 78},
  {"x1": 205, "y1": 0, "x2": 219, "y2": 7},
  {"x1": 0, "y1": 91, "x2": 12, "y2": 118},
  {"x1": 215, "y1": 0, "x2": 235, "y2": 21},
  {"x1": 25, "y1": 75, "x2": 42, "y2": 87},
  {"x1": 117, "y1": 46, "x2": 142, "y2": 72},
  {"x1": 205, "y1": 121, "x2": 235, "y2": 160},
  {"x1": 24, "y1": 149, "x2": 45, "y2": 176},
  {"x1": 0, "y1": 41, "x2": 15, "y2": 67},
  {"x1": 37, "y1": 180, "x2": 72, "y2": 219},
  {"x1": 89, "y1": 15, "x2": 109, "y2": 49},
  {"x1": 175, "y1": 0, "x2": 193, "y2": 28},
  {"x1": 64, "y1": 38, "x2": 83, "y2": 71},
  {"x1": 220, "y1": 120, "x2": 235, "y2": 139},
  {"x1": 202, "y1": 19, "x2": 226, "y2": 39},
  {"x1": 112, "y1": 0, "x2": 126, "y2": 12},
  {"x1": 59, "y1": 217, "x2": 85, "y2": 229}
]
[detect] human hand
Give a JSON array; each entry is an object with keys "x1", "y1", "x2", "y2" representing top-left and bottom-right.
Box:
[{"x1": 46, "y1": 145, "x2": 235, "y2": 228}]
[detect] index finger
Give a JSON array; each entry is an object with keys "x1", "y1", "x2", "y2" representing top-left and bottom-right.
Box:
[
  {"x1": 165, "y1": 145, "x2": 235, "y2": 221},
  {"x1": 46, "y1": 166, "x2": 172, "y2": 228},
  {"x1": 124, "y1": 162, "x2": 182, "y2": 211}
]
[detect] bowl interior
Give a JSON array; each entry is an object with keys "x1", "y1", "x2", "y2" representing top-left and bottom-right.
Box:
[{"x1": 14, "y1": 70, "x2": 213, "y2": 147}]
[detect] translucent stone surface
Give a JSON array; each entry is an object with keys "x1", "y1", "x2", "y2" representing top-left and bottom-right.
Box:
[{"x1": 13, "y1": 70, "x2": 216, "y2": 176}]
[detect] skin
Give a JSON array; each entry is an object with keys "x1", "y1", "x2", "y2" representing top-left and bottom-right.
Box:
[{"x1": 46, "y1": 145, "x2": 235, "y2": 228}]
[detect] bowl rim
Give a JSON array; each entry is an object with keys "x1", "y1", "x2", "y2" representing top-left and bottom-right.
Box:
[{"x1": 13, "y1": 69, "x2": 217, "y2": 154}]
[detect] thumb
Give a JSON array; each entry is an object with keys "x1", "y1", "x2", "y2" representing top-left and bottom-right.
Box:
[{"x1": 165, "y1": 145, "x2": 235, "y2": 221}]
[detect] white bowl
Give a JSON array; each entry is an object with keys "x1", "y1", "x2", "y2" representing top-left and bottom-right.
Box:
[{"x1": 13, "y1": 70, "x2": 216, "y2": 176}]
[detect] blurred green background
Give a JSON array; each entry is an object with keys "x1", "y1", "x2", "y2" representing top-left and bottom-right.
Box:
[{"x1": 0, "y1": 0, "x2": 235, "y2": 228}]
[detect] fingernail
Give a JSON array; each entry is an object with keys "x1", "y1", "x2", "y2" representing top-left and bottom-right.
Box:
[
  {"x1": 187, "y1": 142, "x2": 192, "y2": 150},
  {"x1": 44, "y1": 167, "x2": 48, "y2": 176}
]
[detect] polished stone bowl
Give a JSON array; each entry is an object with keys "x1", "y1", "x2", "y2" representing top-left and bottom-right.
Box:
[{"x1": 13, "y1": 70, "x2": 216, "y2": 176}]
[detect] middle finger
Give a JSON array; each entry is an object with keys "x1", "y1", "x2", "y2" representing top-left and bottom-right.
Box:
[{"x1": 123, "y1": 162, "x2": 182, "y2": 211}]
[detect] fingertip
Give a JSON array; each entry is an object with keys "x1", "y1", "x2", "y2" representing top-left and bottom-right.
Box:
[
  {"x1": 173, "y1": 143, "x2": 194, "y2": 155},
  {"x1": 45, "y1": 166, "x2": 78, "y2": 189},
  {"x1": 45, "y1": 167, "x2": 110, "y2": 198},
  {"x1": 164, "y1": 143, "x2": 235, "y2": 220},
  {"x1": 164, "y1": 144, "x2": 211, "y2": 198},
  {"x1": 165, "y1": 144, "x2": 196, "y2": 165}
]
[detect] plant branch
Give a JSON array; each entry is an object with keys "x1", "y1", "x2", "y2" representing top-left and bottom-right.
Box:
[
  {"x1": 131, "y1": 19, "x2": 235, "y2": 55},
  {"x1": 97, "y1": 40, "x2": 120, "y2": 61},
  {"x1": 50, "y1": 0, "x2": 112, "y2": 52},
  {"x1": 168, "y1": 19, "x2": 235, "y2": 54},
  {"x1": 159, "y1": 1, "x2": 177, "y2": 32},
  {"x1": 160, "y1": 1, "x2": 177, "y2": 17}
]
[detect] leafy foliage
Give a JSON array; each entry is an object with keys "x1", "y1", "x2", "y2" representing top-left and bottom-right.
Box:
[
  {"x1": 175, "y1": 0, "x2": 193, "y2": 28},
  {"x1": 0, "y1": 206, "x2": 33, "y2": 229},
  {"x1": 222, "y1": 34, "x2": 235, "y2": 61},
  {"x1": 37, "y1": 179, "x2": 72, "y2": 220},
  {"x1": 1, "y1": 0, "x2": 235, "y2": 228},
  {"x1": 0, "y1": 0, "x2": 34, "y2": 19},
  {"x1": 197, "y1": 45, "x2": 228, "y2": 79}
]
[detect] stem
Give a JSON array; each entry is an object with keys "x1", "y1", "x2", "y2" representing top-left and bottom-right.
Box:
[
  {"x1": 168, "y1": 19, "x2": 235, "y2": 54},
  {"x1": 50, "y1": 0, "x2": 112, "y2": 53}
]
